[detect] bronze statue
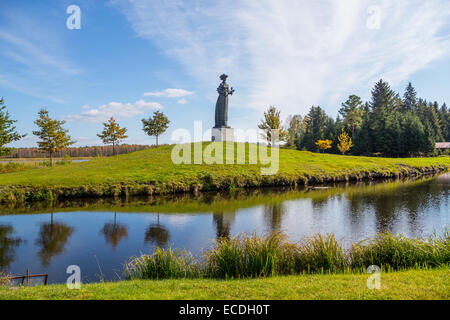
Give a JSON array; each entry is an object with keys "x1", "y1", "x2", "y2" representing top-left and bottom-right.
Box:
[{"x1": 214, "y1": 74, "x2": 234, "y2": 128}]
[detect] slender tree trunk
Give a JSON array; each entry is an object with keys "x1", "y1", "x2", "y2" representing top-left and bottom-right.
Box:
[
  {"x1": 50, "y1": 152, "x2": 53, "y2": 167},
  {"x1": 156, "y1": 135, "x2": 159, "y2": 147},
  {"x1": 113, "y1": 142, "x2": 115, "y2": 156}
]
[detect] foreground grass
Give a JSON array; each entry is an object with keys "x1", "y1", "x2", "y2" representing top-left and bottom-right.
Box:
[
  {"x1": 0, "y1": 143, "x2": 448, "y2": 203},
  {"x1": 1, "y1": 268, "x2": 448, "y2": 300}
]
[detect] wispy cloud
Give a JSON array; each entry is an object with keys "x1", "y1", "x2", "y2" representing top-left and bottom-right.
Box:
[
  {"x1": 143, "y1": 88, "x2": 193, "y2": 98},
  {"x1": 113, "y1": 0, "x2": 450, "y2": 116},
  {"x1": 64, "y1": 100, "x2": 162, "y2": 123},
  {"x1": 0, "y1": 30, "x2": 80, "y2": 75}
]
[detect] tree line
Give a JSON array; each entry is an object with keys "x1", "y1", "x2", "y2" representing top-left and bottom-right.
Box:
[{"x1": 259, "y1": 80, "x2": 449, "y2": 156}]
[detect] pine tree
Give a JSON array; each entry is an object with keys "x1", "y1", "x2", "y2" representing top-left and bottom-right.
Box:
[
  {"x1": 403, "y1": 82, "x2": 417, "y2": 111},
  {"x1": 352, "y1": 104, "x2": 371, "y2": 155},
  {"x1": 142, "y1": 110, "x2": 170, "y2": 147},
  {"x1": 33, "y1": 109, "x2": 75, "y2": 165},
  {"x1": 369, "y1": 79, "x2": 398, "y2": 155},
  {"x1": 0, "y1": 98, "x2": 26, "y2": 156},
  {"x1": 339, "y1": 95, "x2": 364, "y2": 138},
  {"x1": 97, "y1": 117, "x2": 128, "y2": 155}
]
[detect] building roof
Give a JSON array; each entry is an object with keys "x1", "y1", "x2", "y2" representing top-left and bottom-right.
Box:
[{"x1": 435, "y1": 142, "x2": 450, "y2": 149}]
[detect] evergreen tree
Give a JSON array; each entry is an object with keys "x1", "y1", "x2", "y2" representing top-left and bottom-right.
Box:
[
  {"x1": 368, "y1": 79, "x2": 398, "y2": 155},
  {"x1": 401, "y1": 113, "x2": 425, "y2": 156},
  {"x1": 296, "y1": 106, "x2": 329, "y2": 152},
  {"x1": 352, "y1": 104, "x2": 371, "y2": 155},
  {"x1": 338, "y1": 95, "x2": 364, "y2": 138},
  {"x1": 403, "y1": 82, "x2": 417, "y2": 111},
  {"x1": 0, "y1": 98, "x2": 26, "y2": 156}
]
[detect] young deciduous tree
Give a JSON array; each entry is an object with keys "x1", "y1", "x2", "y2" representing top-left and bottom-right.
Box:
[
  {"x1": 97, "y1": 117, "x2": 128, "y2": 156},
  {"x1": 337, "y1": 129, "x2": 353, "y2": 154},
  {"x1": 141, "y1": 110, "x2": 170, "y2": 147},
  {"x1": 0, "y1": 98, "x2": 26, "y2": 156},
  {"x1": 258, "y1": 106, "x2": 287, "y2": 145},
  {"x1": 315, "y1": 139, "x2": 332, "y2": 153},
  {"x1": 33, "y1": 109, "x2": 75, "y2": 165}
]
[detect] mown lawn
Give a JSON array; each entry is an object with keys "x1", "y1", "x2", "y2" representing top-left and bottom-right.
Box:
[{"x1": 1, "y1": 268, "x2": 448, "y2": 300}]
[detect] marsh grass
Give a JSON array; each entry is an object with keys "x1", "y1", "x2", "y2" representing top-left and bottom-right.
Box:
[
  {"x1": 350, "y1": 230, "x2": 450, "y2": 270},
  {"x1": 124, "y1": 247, "x2": 201, "y2": 280},
  {"x1": 124, "y1": 230, "x2": 450, "y2": 280}
]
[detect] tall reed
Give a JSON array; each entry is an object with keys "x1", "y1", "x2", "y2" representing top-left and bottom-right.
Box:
[
  {"x1": 124, "y1": 247, "x2": 200, "y2": 280},
  {"x1": 350, "y1": 230, "x2": 450, "y2": 270},
  {"x1": 123, "y1": 230, "x2": 450, "y2": 280}
]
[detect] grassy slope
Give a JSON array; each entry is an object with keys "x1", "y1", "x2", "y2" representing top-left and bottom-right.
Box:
[
  {"x1": 1, "y1": 268, "x2": 448, "y2": 300},
  {"x1": 0, "y1": 143, "x2": 448, "y2": 201}
]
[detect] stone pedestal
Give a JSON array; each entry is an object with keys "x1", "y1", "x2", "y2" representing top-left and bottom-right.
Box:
[{"x1": 212, "y1": 127, "x2": 234, "y2": 142}]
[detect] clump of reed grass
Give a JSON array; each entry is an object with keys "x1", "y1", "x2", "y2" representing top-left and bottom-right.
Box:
[
  {"x1": 204, "y1": 232, "x2": 294, "y2": 278},
  {"x1": 350, "y1": 230, "x2": 450, "y2": 270},
  {"x1": 293, "y1": 234, "x2": 348, "y2": 273},
  {"x1": 124, "y1": 247, "x2": 200, "y2": 280},
  {"x1": 123, "y1": 230, "x2": 450, "y2": 280}
]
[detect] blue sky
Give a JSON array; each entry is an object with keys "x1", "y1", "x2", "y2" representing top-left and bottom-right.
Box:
[{"x1": 1, "y1": 0, "x2": 449, "y2": 147}]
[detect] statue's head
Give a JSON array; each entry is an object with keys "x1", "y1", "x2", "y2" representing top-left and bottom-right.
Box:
[{"x1": 220, "y1": 74, "x2": 228, "y2": 82}]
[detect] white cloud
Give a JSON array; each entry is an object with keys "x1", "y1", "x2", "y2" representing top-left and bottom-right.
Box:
[
  {"x1": 113, "y1": 0, "x2": 450, "y2": 116},
  {"x1": 143, "y1": 88, "x2": 193, "y2": 98},
  {"x1": 64, "y1": 100, "x2": 162, "y2": 123},
  {"x1": 177, "y1": 98, "x2": 187, "y2": 104}
]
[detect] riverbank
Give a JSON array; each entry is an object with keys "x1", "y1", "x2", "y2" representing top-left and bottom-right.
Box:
[
  {"x1": 0, "y1": 143, "x2": 449, "y2": 203},
  {"x1": 1, "y1": 268, "x2": 448, "y2": 300}
]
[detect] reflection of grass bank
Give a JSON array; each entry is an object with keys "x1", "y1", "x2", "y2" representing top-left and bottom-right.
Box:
[
  {"x1": 124, "y1": 232, "x2": 450, "y2": 280},
  {"x1": 0, "y1": 176, "x2": 441, "y2": 215},
  {"x1": 0, "y1": 143, "x2": 449, "y2": 204},
  {"x1": 1, "y1": 268, "x2": 448, "y2": 300}
]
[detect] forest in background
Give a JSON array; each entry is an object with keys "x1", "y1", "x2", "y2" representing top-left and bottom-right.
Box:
[{"x1": 284, "y1": 80, "x2": 450, "y2": 156}]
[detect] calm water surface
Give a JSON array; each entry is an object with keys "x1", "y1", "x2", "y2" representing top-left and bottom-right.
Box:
[{"x1": 0, "y1": 174, "x2": 449, "y2": 283}]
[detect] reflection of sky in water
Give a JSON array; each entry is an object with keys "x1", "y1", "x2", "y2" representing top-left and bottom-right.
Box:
[{"x1": 0, "y1": 175, "x2": 448, "y2": 283}]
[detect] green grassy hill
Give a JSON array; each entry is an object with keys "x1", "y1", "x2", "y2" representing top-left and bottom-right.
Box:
[{"x1": 0, "y1": 143, "x2": 448, "y2": 203}]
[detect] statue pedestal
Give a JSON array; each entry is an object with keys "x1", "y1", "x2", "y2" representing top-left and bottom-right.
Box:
[{"x1": 212, "y1": 127, "x2": 234, "y2": 142}]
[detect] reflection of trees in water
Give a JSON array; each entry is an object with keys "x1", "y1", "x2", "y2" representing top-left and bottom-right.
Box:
[
  {"x1": 264, "y1": 202, "x2": 286, "y2": 233},
  {"x1": 346, "y1": 180, "x2": 445, "y2": 234},
  {"x1": 100, "y1": 212, "x2": 128, "y2": 251},
  {"x1": 0, "y1": 225, "x2": 24, "y2": 270},
  {"x1": 213, "y1": 211, "x2": 236, "y2": 239},
  {"x1": 34, "y1": 213, "x2": 74, "y2": 267},
  {"x1": 144, "y1": 214, "x2": 170, "y2": 247}
]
